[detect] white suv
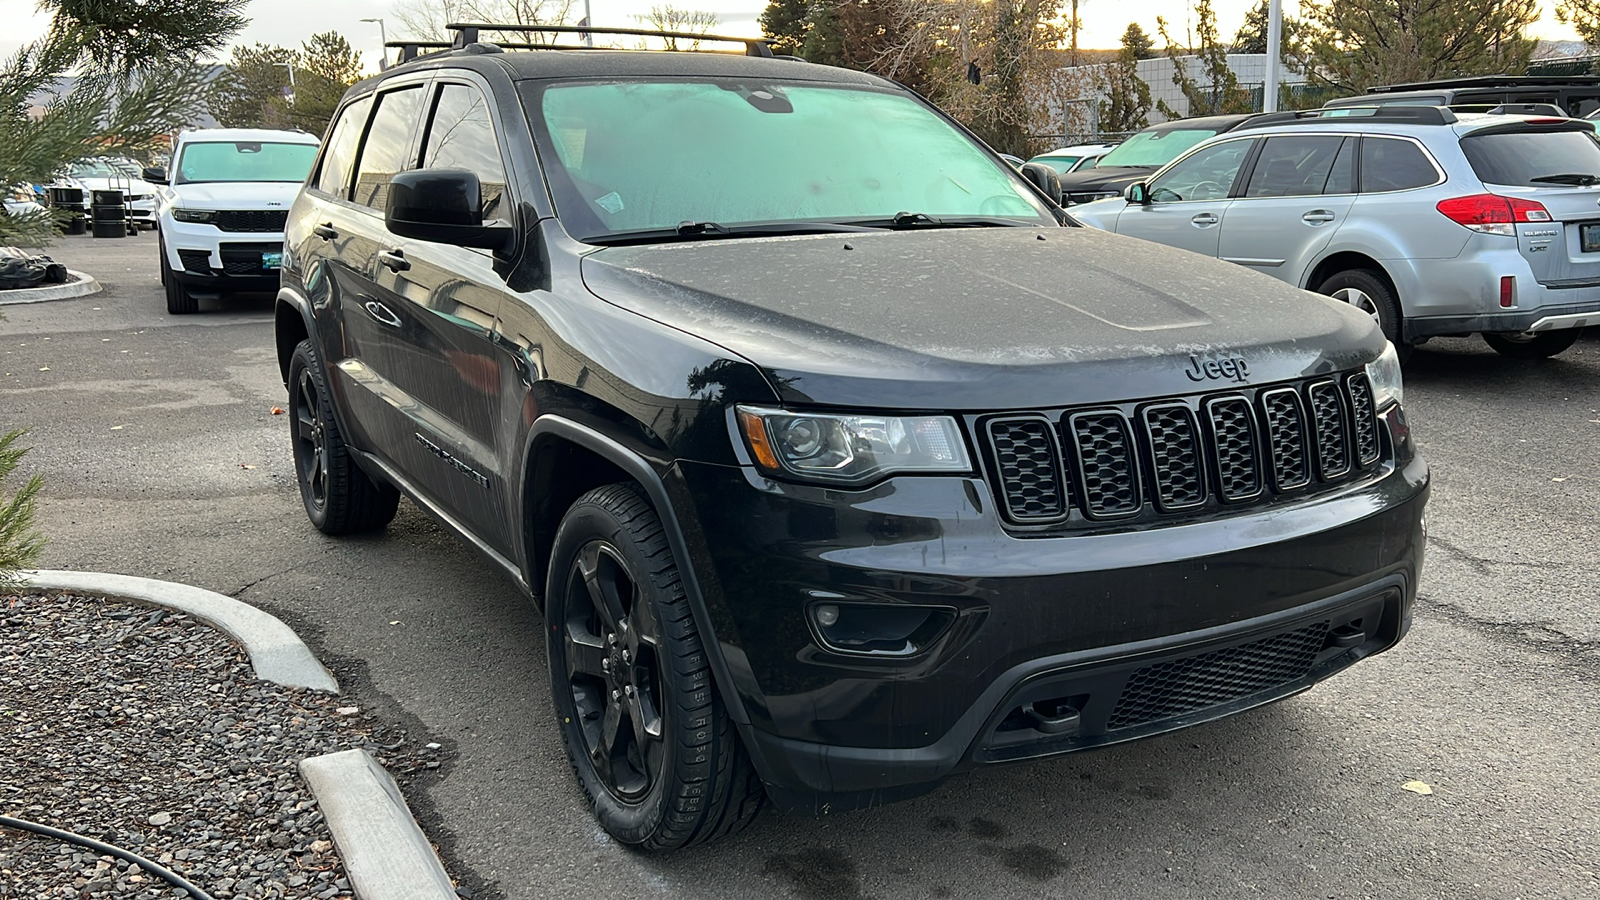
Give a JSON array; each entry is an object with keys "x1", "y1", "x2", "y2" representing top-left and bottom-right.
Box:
[{"x1": 151, "y1": 128, "x2": 321, "y2": 314}]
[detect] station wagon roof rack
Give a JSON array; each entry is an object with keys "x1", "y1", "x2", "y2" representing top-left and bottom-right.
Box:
[{"x1": 1235, "y1": 106, "x2": 1459, "y2": 129}]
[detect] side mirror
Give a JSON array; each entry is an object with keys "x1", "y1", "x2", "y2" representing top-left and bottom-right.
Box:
[
  {"x1": 1019, "y1": 162, "x2": 1063, "y2": 206},
  {"x1": 1125, "y1": 182, "x2": 1150, "y2": 205},
  {"x1": 385, "y1": 168, "x2": 513, "y2": 251},
  {"x1": 143, "y1": 167, "x2": 167, "y2": 185}
]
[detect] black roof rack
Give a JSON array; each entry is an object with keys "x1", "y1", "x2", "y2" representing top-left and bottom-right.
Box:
[
  {"x1": 1235, "y1": 106, "x2": 1459, "y2": 129},
  {"x1": 387, "y1": 40, "x2": 452, "y2": 64},
  {"x1": 444, "y1": 22, "x2": 775, "y2": 57},
  {"x1": 1368, "y1": 74, "x2": 1600, "y2": 92}
]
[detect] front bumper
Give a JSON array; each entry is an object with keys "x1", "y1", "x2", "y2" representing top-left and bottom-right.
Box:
[
  {"x1": 675, "y1": 438, "x2": 1428, "y2": 812},
  {"x1": 162, "y1": 216, "x2": 284, "y2": 293}
]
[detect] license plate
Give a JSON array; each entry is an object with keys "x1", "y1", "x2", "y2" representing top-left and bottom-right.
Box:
[
  {"x1": 1581, "y1": 224, "x2": 1600, "y2": 253},
  {"x1": 262, "y1": 251, "x2": 283, "y2": 270}
]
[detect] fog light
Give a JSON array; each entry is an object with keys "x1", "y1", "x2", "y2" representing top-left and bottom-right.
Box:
[
  {"x1": 813, "y1": 604, "x2": 840, "y2": 627},
  {"x1": 807, "y1": 602, "x2": 956, "y2": 657}
]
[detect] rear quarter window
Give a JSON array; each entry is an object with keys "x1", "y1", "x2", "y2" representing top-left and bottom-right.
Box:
[
  {"x1": 1358, "y1": 138, "x2": 1439, "y2": 192},
  {"x1": 1459, "y1": 129, "x2": 1600, "y2": 187}
]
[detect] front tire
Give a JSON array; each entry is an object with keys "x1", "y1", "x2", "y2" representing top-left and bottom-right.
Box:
[
  {"x1": 1319, "y1": 269, "x2": 1406, "y2": 358},
  {"x1": 1482, "y1": 329, "x2": 1581, "y2": 359},
  {"x1": 546, "y1": 484, "x2": 764, "y2": 850},
  {"x1": 287, "y1": 339, "x2": 399, "y2": 534},
  {"x1": 161, "y1": 238, "x2": 197, "y2": 315}
]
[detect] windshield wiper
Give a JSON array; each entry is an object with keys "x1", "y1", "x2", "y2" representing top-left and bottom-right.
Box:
[
  {"x1": 588, "y1": 221, "x2": 888, "y2": 246},
  {"x1": 1529, "y1": 173, "x2": 1600, "y2": 186},
  {"x1": 867, "y1": 212, "x2": 1039, "y2": 229}
]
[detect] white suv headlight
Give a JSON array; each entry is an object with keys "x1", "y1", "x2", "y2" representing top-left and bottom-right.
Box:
[
  {"x1": 172, "y1": 208, "x2": 217, "y2": 224},
  {"x1": 1365, "y1": 342, "x2": 1403, "y2": 409}
]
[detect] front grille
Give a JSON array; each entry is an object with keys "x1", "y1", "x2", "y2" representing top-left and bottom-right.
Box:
[
  {"x1": 216, "y1": 209, "x2": 288, "y2": 233},
  {"x1": 1307, "y1": 380, "x2": 1350, "y2": 479},
  {"x1": 987, "y1": 417, "x2": 1067, "y2": 522},
  {"x1": 1069, "y1": 412, "x2": 1140, "y2": 517},
  {"x1": 1107, "y1": 622, "x2": 1331, "y2": 730},
  {"x1": 981, "y1": 370, "x2": 1388, "y2": 528},
  {"x1": 177, "y1": 249, "x2": 211, "y2": 275}
]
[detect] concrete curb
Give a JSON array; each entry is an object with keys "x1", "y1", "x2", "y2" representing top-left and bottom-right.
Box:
[
  {"x1": 18, "y1": 569, "x2": 339, "y2": 693},
  {"x1": 300, "y1": 750, "x2": 457, "y2": 900},
  {"x1": 0, "y1": 270, "x2": 100, "y2": 305}
]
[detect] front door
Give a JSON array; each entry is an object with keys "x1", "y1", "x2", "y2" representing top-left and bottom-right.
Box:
[
  {"x1": 1219, "y1": 134, "x2": 1358, "y2": 284},
  {"x1": 1114, "y1": 137, "x2": 1257, "y2": 258}
]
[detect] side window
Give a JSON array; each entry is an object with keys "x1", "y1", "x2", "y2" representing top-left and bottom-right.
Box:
[
  {"x1": 1243, "y1": 135, "x2": 1347, "y2": 198},
  {"x1": 312, "y1": 95, "x2": 372, "y2": 198},
  {"x1": 1148, "y1": 139, "x2": 1254, "y2": 202},
  {"x1": 1323, "y1": 138, "x2": 1356, "y2": 194},
  {"x1": 353, "y1": 86, "x2": 425, "y2": 211},
  {"x1": 1359, "y1": 138, "x2": 1439, "y2": 193},
  {"x1": 421, "y1": 83, "x2": 509, "y2": 221}
]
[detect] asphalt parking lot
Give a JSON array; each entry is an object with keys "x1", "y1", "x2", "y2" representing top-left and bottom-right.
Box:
[{"x1": 4, "y1": 231, "x2": 1598, "y2": 899}]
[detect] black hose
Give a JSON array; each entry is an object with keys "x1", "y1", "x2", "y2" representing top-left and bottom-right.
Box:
[{"x1": 0, "y1": 814, "x2": 217, "y2": 900}]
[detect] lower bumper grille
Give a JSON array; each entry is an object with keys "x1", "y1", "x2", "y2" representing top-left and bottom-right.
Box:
[{"x1": 1107, "y1": 622, "x2": 1330, "y2": 730}]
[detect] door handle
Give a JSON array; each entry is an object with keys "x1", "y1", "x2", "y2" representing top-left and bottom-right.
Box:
[
  {"x1": 378, "y1": 249, "x2": 410, "y2": 272},
  {"x1": 363, "y1": 301, "x2": 402, "y2": 328},
  {"x1": 1302, "y1": 210, "x2": 1336, "y2": 225},
  {"x1": 313, "y1": 223, "x2": 337, "y2": 240},
  {"x1": 1190, "y1": 213, "x2": 1220, "y2": 227}
]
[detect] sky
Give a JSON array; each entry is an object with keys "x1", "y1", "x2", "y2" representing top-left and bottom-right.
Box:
[{"x1": 0, "y1": 0, "x2": 1584, "y2": 74}]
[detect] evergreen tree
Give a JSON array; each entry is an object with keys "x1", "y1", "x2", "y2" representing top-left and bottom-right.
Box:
[
  {"x1": 0, "y1": 1, "x2": 245, "y2": 246},
  {"x1": 290, "y1": 33, "x2": 366, "y2": 135},
  {"x1": 0, "y1": 429, "x2": 45, "y2": 587},
  {"x1": 1098, "y1": 25, "x2": 1154, "y2": 133},
  {"x1": 1121, "y1": 23, "x2": 1156, "y2": 60},
  {"x1": 760, "y1": 0, "x2": 814, "y2": 56},
  {"x1": 1157, "y1": 0, "x2": 1255, "y2": 118},
  {"x1": 209, "y1": 44, "x2": 298, "y2": 131},
  {"x1": 1297, "y1": 0, "x2": 1538, "y2": 93},
  {"x1": 1558, "y1": 0, "x2": 1600, "y2": 50}
]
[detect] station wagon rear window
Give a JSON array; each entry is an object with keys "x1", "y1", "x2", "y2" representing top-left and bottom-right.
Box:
[{"x1": 1460, "y1": 128, "x2": 1600, "y2": 187}]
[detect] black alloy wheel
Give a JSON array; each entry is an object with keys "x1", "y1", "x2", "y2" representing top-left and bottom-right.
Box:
[
  {"x1": 547, "y1": 484, "x2": 764, "y2": 849},
  {"x1": 1482, "y1": 329, "x2": 1582, "y2": 359},
  {"x1": 287, "y1": 339, "x2": 399, "y2": 534}
]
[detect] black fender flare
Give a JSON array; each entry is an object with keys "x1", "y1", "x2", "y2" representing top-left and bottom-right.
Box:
[{"x1": 521, "y1": 415, "x2": 753, "y2": 728}]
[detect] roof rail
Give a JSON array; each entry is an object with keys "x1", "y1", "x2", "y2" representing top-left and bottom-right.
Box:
[
  {"x1": 387, "y1": 40, "x2": 452, "y2": 64},
  {"x1": 445, "y1": 22, "x2": 776, "y2": 57},
  {"x1": 1235, "y1": 106, "x2": 1458, "y2": 129}
]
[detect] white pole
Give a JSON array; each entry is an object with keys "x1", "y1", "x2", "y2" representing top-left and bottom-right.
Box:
[
  {"x1": 1264, "y1": 0, "x2": 1282, "y2": 113},
  {"x1": 584, "y1": 0, "x2": 594, "y2": 48}
]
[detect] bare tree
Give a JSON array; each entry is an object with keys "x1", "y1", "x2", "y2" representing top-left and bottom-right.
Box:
[
  {"x1": 634, "y1": 5, "x2": 721, "y2": 50},
  {"x1": 393, "y1": 0, "x2": 577, "y2": 43}
]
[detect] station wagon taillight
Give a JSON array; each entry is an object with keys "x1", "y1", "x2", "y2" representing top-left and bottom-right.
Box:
[{"x1": 1435, "y1": 194, "x2": 1552, "y2": 236}]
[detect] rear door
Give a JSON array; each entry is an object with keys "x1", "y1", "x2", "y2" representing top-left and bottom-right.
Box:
[
  {"x1": 1112, "y1": 136, "x2": 1257, "y2": 258},
  {"x1": 1219, "y1": 134, "x2": 1357, "y2": 282},
  {"x1": 1458, "y1": 124, "x2": 1600, "y2": 289}
]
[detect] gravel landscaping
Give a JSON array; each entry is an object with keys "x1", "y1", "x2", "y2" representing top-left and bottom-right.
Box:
[{"x1": 1, "y1": 590, "x2": 453, "y2": 899}]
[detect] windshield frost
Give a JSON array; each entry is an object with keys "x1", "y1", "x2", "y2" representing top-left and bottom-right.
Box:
[
  {"x1": 530, "y1": 81, "x2": 1048, "y2": 238},
  {"x1": 1095, "y1": 128, "x2": 1222, "y2": 168},
  {"x1": 174, "y1": 142, "x2": 319, "y2": 185}
]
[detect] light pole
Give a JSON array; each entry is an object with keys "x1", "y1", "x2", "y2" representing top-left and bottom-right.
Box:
[
  {"x1": 278, "y1": 60, "x2": 296, "y2": 106},
  {"x1": 1264, "y1": 0, "x2": 1281, "y2": 113},
  {"x1": 360, "y1": 17, "x2": 388, "y2": 69}
]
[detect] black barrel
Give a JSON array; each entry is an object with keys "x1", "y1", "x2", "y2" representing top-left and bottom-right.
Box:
[
  {"x1": 90, "y1": 188, "x2": 126, "y2": 238},
  {"x1": 49, "y1": 186, "x2": 88, "y2": 235}
]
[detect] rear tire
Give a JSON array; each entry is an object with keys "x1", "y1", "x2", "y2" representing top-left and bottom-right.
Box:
[
  {"x1": 1318, "y1": 269, "x2": 1407, "y2": 359},
  {"x1": 1482, "y1": 329, "x2": 1581, "y2": 359},
  {"x1": 546, "y1": 484, "x2": 765, "y2": 850},
  {"x1": 287, "y1": 339, "x2": 399, "y2": 534}
]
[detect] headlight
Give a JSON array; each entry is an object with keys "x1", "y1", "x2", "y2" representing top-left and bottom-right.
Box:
[
  {"x1": 1364, "y1": 342, "x2": 1403, "y2": 409},
  {"x1": 172, "y1": 208, "x2": 216, "y2": 224},
  {"x1": 736, "y1": 406, "x2": 971, "y2": 485}
]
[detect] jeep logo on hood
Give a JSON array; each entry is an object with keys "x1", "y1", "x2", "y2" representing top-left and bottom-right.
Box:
[{"x1": 1184, "y1": 354, "x2": 1250, "y2": 383}]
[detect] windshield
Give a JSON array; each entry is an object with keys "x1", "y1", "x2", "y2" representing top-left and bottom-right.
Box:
[
  {"x1": 1030, "y1": 155, "x2": 1082, "y2": 174},
  {"x1": 1460, "y1": 129, "x2": 1600, "y2": 187},
  {"x1": 174, "y1": 141, "x2": 319, "y2": 185},
  {"x1": 1095, "y1": 128, "x2": 1222, "y2": 168},
  {"x1": 68, "y1": 160, "x2": 118, "y2": 178},
  {"x1": 526, "y1": 80, "x2": 1051, "y2": 240}
]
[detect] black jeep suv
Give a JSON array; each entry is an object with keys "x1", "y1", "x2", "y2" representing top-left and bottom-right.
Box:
[{"x1": 275, "y1": 25, "x2": 1429, "y2": 851}]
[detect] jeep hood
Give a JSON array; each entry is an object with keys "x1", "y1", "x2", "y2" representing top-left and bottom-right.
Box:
[
  {"x1": 579, "y1": 227, "x2": 1381, "y2": 410},
  {"x1": 167, "y1": 181, "x2": 301, "y2": 208}
]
